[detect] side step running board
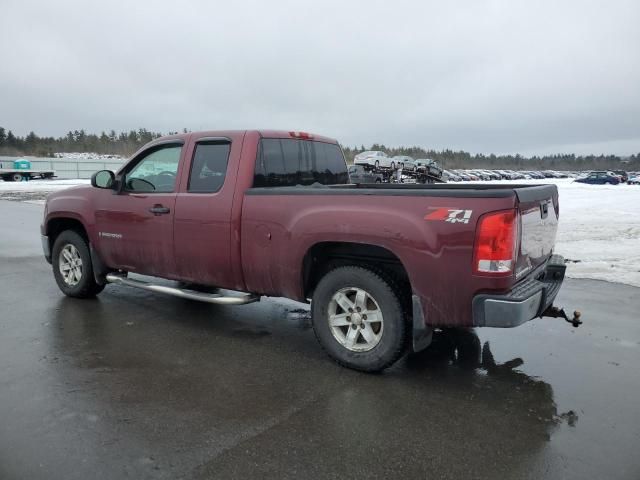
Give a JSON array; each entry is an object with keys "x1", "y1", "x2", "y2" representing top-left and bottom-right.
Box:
[{"x1": 105, "y1": 273, "x2": 260, "y2": 305}]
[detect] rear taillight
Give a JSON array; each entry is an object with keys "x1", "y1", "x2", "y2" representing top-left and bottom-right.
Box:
[{"x1": 473, "y1": 209, "x2": 518, "y2": 275}]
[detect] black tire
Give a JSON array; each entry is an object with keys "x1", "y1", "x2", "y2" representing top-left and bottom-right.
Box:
[
  {"x1": 11, "y1": 173, "x2": 22, "y2": 182},
  {"x1": 311, "y1": 266, "x2": 408, "y2": 372},
  {"x1": 52, "y1": 230, "x2": 105, "y2": 298},
  {"x1": 375, "y1": 178, "x2": 382, "y2": 183}
]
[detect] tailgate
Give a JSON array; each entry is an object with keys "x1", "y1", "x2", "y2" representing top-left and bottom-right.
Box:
[{"x1": 514, "y1": 185, "x2": 559, "y2": 279}]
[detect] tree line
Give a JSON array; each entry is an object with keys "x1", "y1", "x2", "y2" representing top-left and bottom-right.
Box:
[
  {"x1": 0, "y1": 127, "x2": 176, "y2": 157},
  {"x1": 0, "y1": 126, "x2": 637, "y2": 171},
  {"x1": 343, "y1": 145, "x2": 639, "y2": 171}
]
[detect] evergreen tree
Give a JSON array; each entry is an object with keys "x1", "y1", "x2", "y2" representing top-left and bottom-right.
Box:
[{"x1": 6, "y1": 130, "x2": 16, "y2": 147}]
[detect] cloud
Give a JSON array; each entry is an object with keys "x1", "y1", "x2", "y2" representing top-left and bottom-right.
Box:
[{"x1": 1, "y1": 0, "x2": 639, "y2": 154}]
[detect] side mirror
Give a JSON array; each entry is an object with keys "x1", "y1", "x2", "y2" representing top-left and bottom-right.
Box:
[{"x1": 91, "y1": 170, "x2": 115, "y2": 189}]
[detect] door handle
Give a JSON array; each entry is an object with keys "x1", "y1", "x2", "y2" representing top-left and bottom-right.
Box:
[{"x1": 149, "y1": 204, "x2": 171, "y2": 216}]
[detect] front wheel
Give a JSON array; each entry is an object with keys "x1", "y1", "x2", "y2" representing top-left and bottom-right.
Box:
[
  {"x1": 52, "y1": 230, "x2": 105, "y2": 298},
  {"x1": 311, "y1": 266, "x2": 407, "y2": 372}
]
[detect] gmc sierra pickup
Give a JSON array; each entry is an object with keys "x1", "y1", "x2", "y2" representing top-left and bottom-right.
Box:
[{"x1": 41, "y1": 130, "x2": 572, "y2": 371}]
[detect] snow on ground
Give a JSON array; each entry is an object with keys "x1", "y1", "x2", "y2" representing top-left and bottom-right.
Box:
[
  {"x1": 0, "y1": 179, "x2": 89, "y2": 191},
  {"x1": 548, "y1": 179, "x2": 640, "y2": 288},
  {"x1": 0, "y1": 178, "x2": 638, "y2": 287},
  {"x1": 0, "y1": 179, "x2": 89, "y2": 203},
  {"x1": 460, "y1": 178, "x2": 640, "y2": 287}
]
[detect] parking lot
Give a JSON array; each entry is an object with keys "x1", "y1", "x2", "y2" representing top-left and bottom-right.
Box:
[{"x1": 0, "y1": 199, "x2": 639, "y2": 479}]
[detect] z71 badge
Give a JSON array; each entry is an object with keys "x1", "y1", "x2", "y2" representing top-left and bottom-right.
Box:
[{"x1": 424, "y1": 208, "x2": 473, "y2": 224}]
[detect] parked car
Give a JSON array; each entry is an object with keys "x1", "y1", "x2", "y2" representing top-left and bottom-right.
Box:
[
  {"x1": 612, "y1": 170, "x2": 628, "y2": 182},
  {"x1": 348, "y1": 164, "x2": 383, "y2": 184},
  {"x1": 627, "y1": 174, "x2": 639, "y2": 185},
  {"x1": 575, "y1": 171, "x2": 620, "y2": 185},
  {"x1": 354, "y1": 151, "x2": 394, "y2": 169},
  {"x1": 394, "y1": 156, "x2": 418, "y2": 172},
  {"x1": 443, "y1": 170, "x2": 461, "y2": 182},
  {"x1": 41, "y1": 129, "x2": 570, "y2": 372},
  {"x1": 414, "y1": 159, "x2": 443, "y2": 178},
  {"x1": 503, "y1": 170, "x2": 519, "y2": 180}
]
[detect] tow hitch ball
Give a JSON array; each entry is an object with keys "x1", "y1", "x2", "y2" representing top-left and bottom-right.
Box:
[{"x1": 543, "y1": 306, "x2": 583, "y2": 328}]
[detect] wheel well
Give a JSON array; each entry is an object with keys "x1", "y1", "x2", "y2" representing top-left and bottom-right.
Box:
[
  {"x1": 302, "y1": 242, "x2": 410, "y2": 299},
  {"x1": 47, "y1": 218, "x2": 88, "y2": 248}
]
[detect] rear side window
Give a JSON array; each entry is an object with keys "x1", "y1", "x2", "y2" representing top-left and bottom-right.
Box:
[
  {"x1": 188, "y1": 142, "x2": 231, "y2": 193},
  {"x1": 253, "y1": 139, "x2": 348, "y2": 187}
]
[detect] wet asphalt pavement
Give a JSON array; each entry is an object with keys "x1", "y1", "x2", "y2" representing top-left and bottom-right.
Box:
[{"x1": 1, "y1": 200, "x2": 639, "y2": 480}]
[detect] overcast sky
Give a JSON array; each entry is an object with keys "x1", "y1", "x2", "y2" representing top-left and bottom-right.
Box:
[{"x1": 1, "y1": 0, "x2": 639, "y2": 155}]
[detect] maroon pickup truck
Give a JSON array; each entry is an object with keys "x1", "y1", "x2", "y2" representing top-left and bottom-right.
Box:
[{"x1": 41, "y1": 130, "x2": 572, "y2": 371}]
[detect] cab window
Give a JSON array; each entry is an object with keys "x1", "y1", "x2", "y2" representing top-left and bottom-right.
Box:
[
  {"x1": 187, "y1": 141, "x2": 231, "y2": 193},
  {"x1": 254, "y1": 139, "x2": 349, "y2": 187},
  {"x1": 125, "y1": 145, "x2": 182, "y2": 193}
]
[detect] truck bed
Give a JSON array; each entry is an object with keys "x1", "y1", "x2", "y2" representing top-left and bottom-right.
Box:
[
  {"x1": 247, "y1": 182, "x2": 556, "y2": 199},
  {"x1": 242, "y1": 181, "x2": 559, "y2": 327}
]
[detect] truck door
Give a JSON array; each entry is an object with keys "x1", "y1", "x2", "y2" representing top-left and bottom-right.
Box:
[
  {"x1": 172, "y1": 135, "x2": 238, "y2": 288},
  {"x1": 93, "y1": 141, "x2": 184, "y2": 277}
]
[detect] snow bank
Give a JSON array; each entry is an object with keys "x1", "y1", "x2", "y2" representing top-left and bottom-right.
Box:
[
  {"x1": 0, "y1": 179, "x2": 90, "y2": 192},
  {"x1": 462, "y1": 178, "x2": 640, "y2": 287},
  {"x1": 551, "y1": 179, "x2": 640, "y2": 288},
  {"x1": 0, "y1": 179, "x2": 90, "y2": 204}
]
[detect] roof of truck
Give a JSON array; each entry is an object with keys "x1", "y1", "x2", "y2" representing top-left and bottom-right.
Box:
[{"x1": 149, "y1": 130, "x2": 339, "y2": 145}]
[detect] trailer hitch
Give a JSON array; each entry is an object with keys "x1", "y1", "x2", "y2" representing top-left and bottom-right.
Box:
[{"x1": 543, "y1": 306, "x2": 582, "y2": 328}]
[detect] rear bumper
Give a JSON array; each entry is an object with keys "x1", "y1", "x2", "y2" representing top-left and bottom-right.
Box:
[{"x1": 472, "y1": 254, "x2": 566, "y2": 328}]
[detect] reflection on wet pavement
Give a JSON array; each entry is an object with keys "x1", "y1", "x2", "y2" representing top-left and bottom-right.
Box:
[{"x1": 1, "y1": 251, "x2": 639, "y2": 479}]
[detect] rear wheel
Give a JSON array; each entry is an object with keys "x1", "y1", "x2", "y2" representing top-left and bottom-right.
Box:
[
  {"x1": 52, "y1": 230, "x2": 105, "y2": 298},
  {"x1": 311, "y1": 266, "x2": 407, "y2": 372},
  {"x1": 11, "y1": 173, "x2": 22, "y2": 182}
]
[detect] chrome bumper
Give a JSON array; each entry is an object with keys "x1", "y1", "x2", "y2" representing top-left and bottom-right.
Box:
[{"x1": 472, "y1": 255, "x2": 566, "y2": 328}]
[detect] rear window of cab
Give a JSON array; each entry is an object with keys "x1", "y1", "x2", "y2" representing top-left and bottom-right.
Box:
[{"x1": 254, "y1": 138, "x2": 349, "y2": 187}]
